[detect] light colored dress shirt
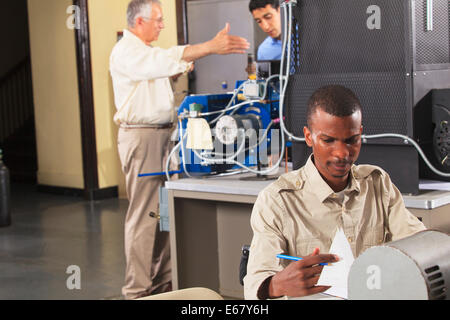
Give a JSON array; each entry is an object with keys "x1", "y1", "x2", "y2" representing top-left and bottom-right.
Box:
[
  {"x1": 110, "y1": 29, "x2": 192, "y2": 125},
  {"x1": 257, "y1": 36, "x2": 282, "y2": 60},
  {"x1": 244, "y1": 155, "x2": 426, "y2": 300}
]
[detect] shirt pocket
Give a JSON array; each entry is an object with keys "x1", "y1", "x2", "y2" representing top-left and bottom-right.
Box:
[{"x1": 294, "y1": 237, "x2": 325, "y2": 258}]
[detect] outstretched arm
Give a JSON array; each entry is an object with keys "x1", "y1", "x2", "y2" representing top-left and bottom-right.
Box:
[{"x1": 182, "y1": 23, "x2": 250, "y2": 62}]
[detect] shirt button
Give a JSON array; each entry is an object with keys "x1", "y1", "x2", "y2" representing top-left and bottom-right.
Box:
[
  {"x1": 348, "y1": 237, "x2": 353, "y2": 243},
  {"x1": 296, "y1": 181, "x2": 300, "y2": 188}
]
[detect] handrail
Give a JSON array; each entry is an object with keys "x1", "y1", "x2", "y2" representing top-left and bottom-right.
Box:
[
  {"x1": 0, "y1": 55, "x2": 34, "y2": 145},
  {"x1": 0, "y1": 55, "x2": 30, "y2": 86}
]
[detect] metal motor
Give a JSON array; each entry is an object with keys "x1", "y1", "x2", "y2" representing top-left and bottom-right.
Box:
[
  {"x1": 175, "y1": 76, "x2": 279, "y2": 176},
  {"x1": 348, "y1": 230, "x2": 450, "y2": 300},
  {"x1": 215, "y1": 114, "x2": 262, "y2": 146}
]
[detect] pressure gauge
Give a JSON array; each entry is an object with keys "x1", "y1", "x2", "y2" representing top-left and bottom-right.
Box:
[{"x1": 215, "y1": 115, "x2": 239, "y2": 145}]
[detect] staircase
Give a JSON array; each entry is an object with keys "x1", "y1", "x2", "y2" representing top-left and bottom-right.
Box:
[{"x1": 0, "y1": 56, "x2": 37, "y2": 183}]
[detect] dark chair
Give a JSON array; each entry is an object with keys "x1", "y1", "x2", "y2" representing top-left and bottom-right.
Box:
[{"x1": 239, "y1": 245, "x2": 250, "y2": 286}]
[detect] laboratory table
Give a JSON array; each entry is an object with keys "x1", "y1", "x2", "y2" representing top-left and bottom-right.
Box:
[{"x1": 165, "y1": 170, "x2": 450, "y2": 299}]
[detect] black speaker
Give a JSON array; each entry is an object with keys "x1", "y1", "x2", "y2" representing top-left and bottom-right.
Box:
[
  {"x1": 285, "y1": 0, "x2": 450, "y2": 194},
  {"x1": 416, "y1": 89, "x2": 450, "y2": 180}
]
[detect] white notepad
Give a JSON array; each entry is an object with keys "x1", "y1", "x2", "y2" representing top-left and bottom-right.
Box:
[{"x1": 317, "y1": 228, "x2": 355, "y2": 299}]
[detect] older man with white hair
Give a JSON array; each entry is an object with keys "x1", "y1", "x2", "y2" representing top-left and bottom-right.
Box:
[{"x1": 110, "y1": 0, "x2": 250, "y2": 299}]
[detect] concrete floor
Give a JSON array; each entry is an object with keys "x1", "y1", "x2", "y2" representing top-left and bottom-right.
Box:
[{"x1": 0, "y1": 183, "x2": 128, "y2": 300}]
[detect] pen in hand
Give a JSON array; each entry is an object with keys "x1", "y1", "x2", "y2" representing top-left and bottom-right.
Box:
[{"x1": 276, "y1": 254, "x2": 330, "y2": 266}]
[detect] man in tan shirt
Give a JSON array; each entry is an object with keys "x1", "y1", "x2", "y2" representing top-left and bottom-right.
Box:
[
  {"x1": 111, "y1": 0, "x2": 250, "y2": 299},
  {"x1": 244, "y1": 85, "x2": 426, "y2": 300}
]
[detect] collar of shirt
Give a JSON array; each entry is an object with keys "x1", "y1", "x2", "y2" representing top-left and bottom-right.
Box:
[
  {"x1": 123, "y1": 29, "x2": 149, "y2": 48},
  {"x1": 303, "y1": 155, "x2": 361, "y2": 203},
  {"x1": 270, "y1": 37, "x2": 281, "y2": 44}
]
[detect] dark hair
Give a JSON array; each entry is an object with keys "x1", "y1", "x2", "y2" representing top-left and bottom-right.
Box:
[
  {"x1": 306, "y1": 85, "x2": 362, "y2": 127},
  {"x1": 249, "y1": 0, "x2": 280, "y2": 12}
]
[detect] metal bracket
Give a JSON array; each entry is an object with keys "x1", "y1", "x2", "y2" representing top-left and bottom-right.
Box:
[{"x1": 426, "y1": 0, "x2": 433, "y2": 31}]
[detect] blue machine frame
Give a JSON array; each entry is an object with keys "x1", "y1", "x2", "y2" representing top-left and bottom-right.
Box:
[{"x1": 177, "y1": 80, "x2": 281, "y2": 176}]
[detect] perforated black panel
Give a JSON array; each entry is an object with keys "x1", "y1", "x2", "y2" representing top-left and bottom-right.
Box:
[
  {"x1": 285, "y1": 73, "x2": 409, "y2": 136},
  {"x1": 285, "y1": 0, "x2": 412, "y2": 139},
  {"x1": 289, "y1": 0, "x2": 408, "y2": 74},
  {"x1": 415, "y1": 0, "x2": 450, "y2": 66}
]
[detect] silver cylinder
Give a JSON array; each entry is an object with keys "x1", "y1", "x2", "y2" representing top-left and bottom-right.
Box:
[{"x1": 348, "y1": 230, "x2": 450, "y2": 300}]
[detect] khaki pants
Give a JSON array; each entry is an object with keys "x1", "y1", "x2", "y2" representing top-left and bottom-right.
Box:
[{"x1": 118, "y1": 127, "x2": 172, "y2": 299}]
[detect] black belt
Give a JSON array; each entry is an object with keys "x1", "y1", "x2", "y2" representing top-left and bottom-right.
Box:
[{"x1": 120, "y1": 123, "x2": 173, "y2": 129}]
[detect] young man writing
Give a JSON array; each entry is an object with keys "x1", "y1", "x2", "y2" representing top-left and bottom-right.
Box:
[{"x1": 244, "y1": 85, "x2": 425, "y2": 299}]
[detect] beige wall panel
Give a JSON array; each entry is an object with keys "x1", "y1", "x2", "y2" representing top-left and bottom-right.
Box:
[
  {"x1": 88, "y1": 0, "x2": 130, "y2": 191},
  {"x1": 28, "y1": 0, "x2": 84, "y2": 189}
]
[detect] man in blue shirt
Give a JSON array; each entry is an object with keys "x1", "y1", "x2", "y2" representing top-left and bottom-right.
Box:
[{"x1": 249, "y1": 0, "x2": 282, "y2": 60}]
